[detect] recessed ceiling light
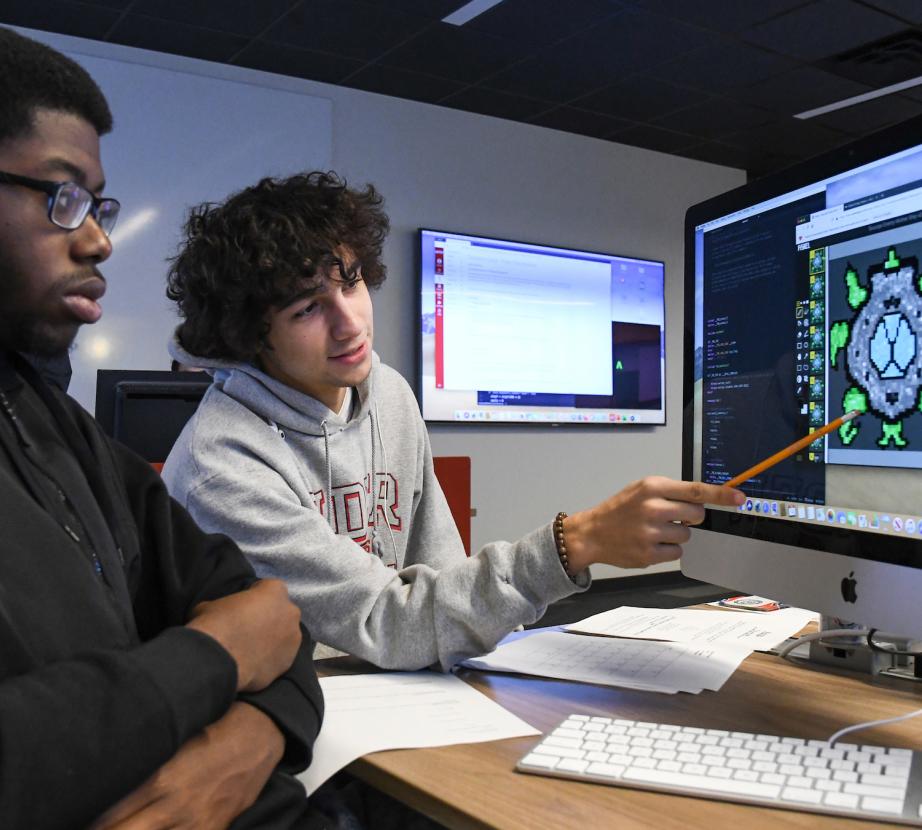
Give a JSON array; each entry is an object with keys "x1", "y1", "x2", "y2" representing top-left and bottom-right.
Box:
[
  {"x1": 442, "y1": 0, "x2": 505, "y2": 26},
  {"x1": 795, "y1": 75, "x2": 922, "y2": 120}
]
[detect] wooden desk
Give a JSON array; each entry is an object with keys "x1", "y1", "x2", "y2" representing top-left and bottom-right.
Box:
[{"x1": 318, "y1": 648, "x2": 922, "y2": 829}]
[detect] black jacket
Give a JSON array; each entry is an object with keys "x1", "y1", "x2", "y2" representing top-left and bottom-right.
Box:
[{"x1": 0, "y1": 353, "x2": 323, "y2": 828}]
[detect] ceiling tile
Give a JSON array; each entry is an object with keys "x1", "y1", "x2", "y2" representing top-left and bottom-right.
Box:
[
  {"x1": 727, "y1": 117, "x2": 849, "y2": 160},
  {"x1": 733, "y1": 66, "x2": 873, "y2": 116},
  {"x1": 130, "y1": 0, "x2": 296, "y2": 37},
  {"x1": 529, "y1": 106, "x2": 633, "y2": 139},
  {"x1": 621, "y1": 0, "x2": 807, "y2": 33},
  {"x1": 897, "y1": 85, "x2": 922, "y2": 104},
  {"x1": 859, "y1": 0, "x2": 922, "y2": 25},
  {"x1": 0, "y1": 0, "x2": 120, "y2": 40},
  {"x1": 264, "y1": 0, "x2": 431, "y2": 62},
  {"x1": 652, "y1": 98, "x2": 774, "y2": 141},
  {"x1": 377, "y1": 21, "x2": 528, "y2": 83},
  {"x1": 233, "y1": 40, "x2": 364, "y2": 84},
  {"x1": 484, "y1": 52, "x2": 620, "y2": 103},
  {"x1": 741, "y1": 0, "x2": 908, "y2": 61},
  {"x1": 576, "y1": 75, "x2": 711, "y2": 121},
  {"x1": 343, "y1": 64, "x2": 466, "y2": 104},
  {"x1": 650, "y1": 42, "x2": 796, "y2": 93},
  {"x1": 809, "y1": 92, "x2": 922, "y2": 134},
  {"x1": 441, "y1": 87, "x2": 552, "y2": 122},
  {"x1": 358, "y1": 0, "x2": 463, "y2": 19},
  {"x1": 558, "y1": 8, "x2": 720, "y2": 81},
  {"x1": 464, "y1": 0, "x2": 620, "y2": 47},
  {"x1": 108, "y1": 14, "x2": 248, "y2": 62},
  {"x1": 677, "y1": 140, "x2": 756, "y2": 170},
  {"x1": 610, "y1": 124, "x2": 699, "y2": 154},
  {"x1": 63, "y1": 0, "x2": 133, "y2": 8}
]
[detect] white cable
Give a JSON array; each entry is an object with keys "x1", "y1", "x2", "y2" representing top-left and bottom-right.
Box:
[
  {"x1": 776, "y1": 628, "x2": 871, "y2": 660},
  {"x1": 776, "y1": 628, "x2": 922, "y2": 748},
  {"x1": 828, "y1": 707, "x2": 922, "y2": 747}
]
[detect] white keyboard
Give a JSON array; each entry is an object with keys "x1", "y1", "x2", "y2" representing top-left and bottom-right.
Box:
[{"x1": 517, "y1": 714, "x2": 922, "y2": 825}]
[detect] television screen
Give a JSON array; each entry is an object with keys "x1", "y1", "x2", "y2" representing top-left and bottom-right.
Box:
[{"x1": 417, "y1": 229, "x2": 666, "y2": 425}]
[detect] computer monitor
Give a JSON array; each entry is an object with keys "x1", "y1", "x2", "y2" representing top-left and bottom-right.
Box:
[
  {"x1": 682, "y1": 113, "x2": 922, "y2": 640},
  {"x1": 418, "y1": 228, "x2": 666, "y2": 426},
  {"x1": 95, "y1": 369, "x2": 211, "y2": 462}
]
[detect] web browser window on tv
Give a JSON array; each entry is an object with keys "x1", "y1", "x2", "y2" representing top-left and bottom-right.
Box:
[{"x1": 418, "y1": 229, "x2": 666, "y2": 426}]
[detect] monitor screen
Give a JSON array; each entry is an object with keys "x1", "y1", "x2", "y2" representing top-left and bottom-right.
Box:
[
  {"x1": 418, "y1": 229, "x2": 666, "y2": 426},
  {"x1": 682, "y1": 114, "x2": 922, "y2": 639},
  {"x1": 95, "y1": 369, "x2": 211, "y2": 462}
]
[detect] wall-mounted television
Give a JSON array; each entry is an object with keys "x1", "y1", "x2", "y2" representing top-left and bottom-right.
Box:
[{"x1": 417, "y1": 228, "x2": 666, "y2": 426}]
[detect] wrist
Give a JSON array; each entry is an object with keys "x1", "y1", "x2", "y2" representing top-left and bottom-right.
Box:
[
  {"x1": 186, "y1": 617, "x2": 248, "y2": 692},
  {"x1": 221, "y1": 702, "x2": 285, "y2": 768},
  {"x1": 559, "y1": 512, "x2": 591, "y2": 575},
  {"x1": 553, "y1": 512, "x2": 588, "y2": 580}
]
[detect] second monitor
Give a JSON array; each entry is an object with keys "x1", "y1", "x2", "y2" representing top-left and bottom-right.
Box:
[{"x1": 418, "y1": 228, "x2": 666, "y2": 426}]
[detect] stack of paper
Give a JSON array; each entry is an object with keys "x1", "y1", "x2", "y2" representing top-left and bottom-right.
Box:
[
  {"x1": 297, "y1": 672, "x2": 539, "y2": 795},
  {"x1": 564, "y1": 605, "x2": 817, "y2": 649},
  {"x1": 461, "y1": 605, "x2": 817, "y2": 695},
  {"x1": 462, "y1": 630, "x2": 751, "y2": 694}
]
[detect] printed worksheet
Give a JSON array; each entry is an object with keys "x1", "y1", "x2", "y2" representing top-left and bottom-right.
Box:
[
  {"x1": 297, "y1": 672, "x2": 538, "y2": 795},
  {"x1": 461, "y1": 630, "x2": 751, "y2": 694},
  {"x1": 565, "y1": 605, "x2": 814, "y2": 649}
]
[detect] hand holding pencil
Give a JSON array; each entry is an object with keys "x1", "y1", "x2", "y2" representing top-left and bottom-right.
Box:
[{"x1": 724, "y1": 410, "x2": 862, "y2": 489}]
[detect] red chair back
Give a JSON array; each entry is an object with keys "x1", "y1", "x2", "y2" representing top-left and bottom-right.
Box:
[{"x1": 433, "y1": 456, "x2": 472, "y2": 556}]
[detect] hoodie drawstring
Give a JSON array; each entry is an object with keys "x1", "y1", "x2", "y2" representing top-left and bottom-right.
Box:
[{"x1": 320, "y1": 419, "x2": 334, "y2": 530}]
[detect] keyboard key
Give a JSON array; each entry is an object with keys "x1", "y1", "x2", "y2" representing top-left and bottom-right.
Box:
[
  {"x1": 624, "y1": 767, "x2": 781, "y2": 799},
  {"x1": 824, "y1": 792, "x2": 859, "y2": 809},
  {"x1": 843, "y1": 782, "x2": 907, "y2": 800},
  {"x1": 760, "y1": 773, "x2": 786, "y2": 786},
  {"x1": 557, "y1": 759, "x2": 589, "y2": 774},
  {"x1": 534, "y1": 745, "x2": 584, "y2": 759},
  {"x1": 586, "y1": 762, "x2": 625, "y2": 779},
  {"x1": 861, "y1": 796, "x2": 904, "y2": 815},
  {"x1": 554, "y1": 728, "x2": 585, "y2": 740},
  {"x1": 733, "y1": 770, "x2": 759, "y2": 782},
  {"x1": 545, "y1": 736, "x2": 582, "y2": 750},
  {"x1": 782, "y1": 787, "x2": 823, "y2": 805},
  {"x1": 859, "y1": 772, "x2": 908, "y2": 789},
  {"x1": 520, "y1": 752, "x2": 559, "y2": 769}
]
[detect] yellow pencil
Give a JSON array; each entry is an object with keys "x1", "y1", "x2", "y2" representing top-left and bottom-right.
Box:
[{"x1": 724, "y1": 410, "x2": 862, "y2": 489}]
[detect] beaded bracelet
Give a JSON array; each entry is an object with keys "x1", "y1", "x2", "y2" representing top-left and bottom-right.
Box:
[{"x1": 553, "y1": 511, "x2": 577, "y2": 581}]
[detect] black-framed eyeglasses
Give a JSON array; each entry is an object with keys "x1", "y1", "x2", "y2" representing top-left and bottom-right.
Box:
[{"x1": 0, "y1": 170, "x2": 120, "y2": 236}]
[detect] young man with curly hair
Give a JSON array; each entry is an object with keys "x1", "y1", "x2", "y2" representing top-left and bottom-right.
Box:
[
  {"x1": 0, "y1": 27, "x2": 327, "y2": 828},
  {"x1": 162, "y1": 171, "x2": 744, "y2": 670}
]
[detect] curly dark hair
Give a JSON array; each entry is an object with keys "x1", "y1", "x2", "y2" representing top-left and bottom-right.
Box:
[
  {"x1": 0, "y1": 27, "x2": 112, "y2": 144},
  {"x1": 167, "y1": 171, "x2": 390, "y2": 362}
]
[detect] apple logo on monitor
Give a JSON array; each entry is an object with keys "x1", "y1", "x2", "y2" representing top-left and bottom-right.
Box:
[{"x1": 841, "y1": 571, "x2": 858, "y2": 603}]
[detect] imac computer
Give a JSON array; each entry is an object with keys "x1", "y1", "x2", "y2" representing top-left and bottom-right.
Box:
[{"x1": 682, "y1": 113, "x2": 922, "y2": 642}]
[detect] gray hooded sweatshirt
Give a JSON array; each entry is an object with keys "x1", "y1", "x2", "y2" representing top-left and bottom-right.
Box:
[{"x1": 162, "y1": 336, "x2": 587, "y2": 671}]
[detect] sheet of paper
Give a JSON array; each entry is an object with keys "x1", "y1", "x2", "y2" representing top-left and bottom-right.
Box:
[
  {"x1": 297, "y1": 672, "x2": 539, "y2": 795},
  {"x1": 461, "y1": 630, "x2": 751, "y2": 694},
  {"x1": 565, "y1": 605, "x2": 814, "y2": 649}
]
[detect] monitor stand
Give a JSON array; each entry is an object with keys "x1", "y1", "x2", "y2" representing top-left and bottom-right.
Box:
[{"x1": 807, "y1": 614, "x2": 916, "y2": 677}]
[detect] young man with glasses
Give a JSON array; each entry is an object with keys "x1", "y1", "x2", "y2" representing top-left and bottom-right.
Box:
[
  {"x1": 161, "y1": 171, "x2": 745, "y2": 671},
  {"x1": 0, "y1": 27, "x2": 327, "y2": 829}
]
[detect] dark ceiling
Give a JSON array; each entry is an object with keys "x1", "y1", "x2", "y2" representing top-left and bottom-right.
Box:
[{"x1": 5, "y1": 0, "x2": 922, "y2": 179}]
